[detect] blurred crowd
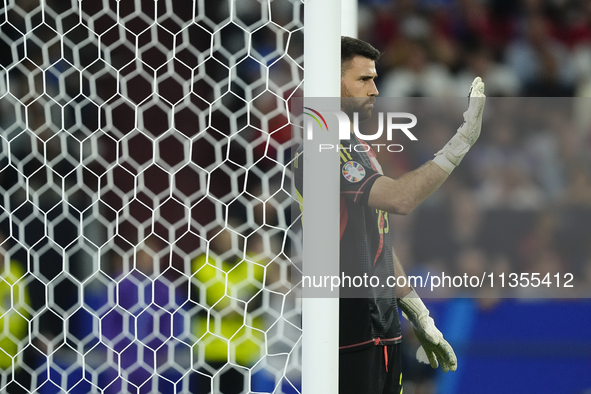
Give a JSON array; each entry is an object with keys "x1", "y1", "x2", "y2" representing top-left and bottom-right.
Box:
[
  {"x1": 347, "y1": 0, "x2": 591, "y2": 298},
  {"x1": 359, "y1": 0, "x2": 591, "y2": 98}
]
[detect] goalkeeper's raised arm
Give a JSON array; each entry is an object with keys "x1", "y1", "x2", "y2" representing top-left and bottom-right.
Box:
[{"x1": 367, "y1": 77, "x2": 486, "y2": 215}]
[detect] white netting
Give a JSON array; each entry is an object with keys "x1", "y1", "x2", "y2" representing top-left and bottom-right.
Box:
[{"x1": 0, "y1": 1, "x2": 303, "y2": 393}]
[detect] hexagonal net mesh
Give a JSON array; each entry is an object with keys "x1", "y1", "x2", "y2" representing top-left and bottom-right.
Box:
[{"x1": 0, "y1": 1, "x2": 303, "y2": 393}]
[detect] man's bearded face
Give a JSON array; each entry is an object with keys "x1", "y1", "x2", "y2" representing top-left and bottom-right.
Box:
[{"x1": 340, "y1": 56, "x2": 378, "y2": 121}]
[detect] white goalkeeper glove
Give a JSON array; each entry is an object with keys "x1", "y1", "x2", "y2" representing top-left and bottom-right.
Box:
[
  {"x1": 398, "y1": 289, "x2": 457, "y2": 372},
  {"x1": 433, "y1": 76, "x2": 486, "y2": 174}
]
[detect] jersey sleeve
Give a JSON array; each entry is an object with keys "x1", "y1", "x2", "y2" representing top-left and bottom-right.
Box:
[{"x1": 339, "y1": 143, "x2": 382, "y2": 206}]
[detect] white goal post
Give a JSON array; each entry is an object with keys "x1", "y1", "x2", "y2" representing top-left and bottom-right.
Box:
[{"x1": 301, "y1": 0, "x2": 341, "y2": 393}]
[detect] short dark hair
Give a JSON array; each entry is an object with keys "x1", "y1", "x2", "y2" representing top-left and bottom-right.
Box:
[{"x1": 341, "y1": 36, "x2": 381, "y2": 73}]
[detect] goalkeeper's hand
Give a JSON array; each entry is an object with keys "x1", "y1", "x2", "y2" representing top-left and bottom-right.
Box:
[
  {"x1": 433, "y1": 76, "x2": 486, "y2": 174},
  {"x1": 398, "y1": 289, "x2": 457, "y2": 372}
]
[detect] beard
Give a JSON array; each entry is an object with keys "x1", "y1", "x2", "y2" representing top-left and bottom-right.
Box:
[{"x1": 341, "y1": 85, "x2": 374, "y2": 121}]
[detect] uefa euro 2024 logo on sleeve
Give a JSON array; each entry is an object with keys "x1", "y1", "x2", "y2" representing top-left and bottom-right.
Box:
[{"x1": 303, "y1": 107, "x2": 418, "y2": 153}]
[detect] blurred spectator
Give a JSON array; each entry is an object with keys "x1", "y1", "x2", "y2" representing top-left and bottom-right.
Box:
[
  {"x1": 449, "y1": 189, "x2": 485, "y2": 250},
  {"x1": 563, "y1": 166, "x2": 591, "y2": 207},
  {"x1": 450, "y1": 0, "x2": 517, "y2": 58},
  {"x1": 455, "y1": 43, "x2": 520, "y2": 96},
  {"x1": 96, "y1": 236, "x2": 185, "y2": 392},
  {"x1": 505, "y1": 14, "x2": 576, "y2": 96},
  {"x1": 472, "y1": 120, "x2": 544, "y2": 209},
  {"x1": 572, "y1": 44, "x2": 591, "y2": 96},
  {"x1": 525, "y1": 116, "x2": 570, "y2": 202},
  {"x1": 0, "y1": 234, "x2": 29, "y2": 371},
  {"x1": 518, "y1": 211, "x2": 559, "y2": 268},
  {"x1": 381, "y1": 39, "x2": 454, "y2": 97},
  {"x1": 455, "y1": 246, "x2": 490, "y2": 296},
  {"x1": 191, "y1": 226, "x2": 267, "y2": 393}
]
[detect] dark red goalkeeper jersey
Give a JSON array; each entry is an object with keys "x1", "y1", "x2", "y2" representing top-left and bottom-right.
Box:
[{"x1": 294, "y1": 135, "x2": 402, "y2": 352}]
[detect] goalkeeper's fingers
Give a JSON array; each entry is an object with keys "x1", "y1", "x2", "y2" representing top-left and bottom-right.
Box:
[
  {"x1": 470, "y1": 76, "x2": 485, "y2": 97},
  {"x1": 416, "y1": 340, "x2": 457, "y2": 372},
  {"x1": 417, "y1": 346, "x2": 439, "y2": 369},
  {"x1": 433, "y1": 338, "x2": 457, "y2": 372},
  {"x1": 466, "y1": 76, "x2": 485, "y2": 117}
]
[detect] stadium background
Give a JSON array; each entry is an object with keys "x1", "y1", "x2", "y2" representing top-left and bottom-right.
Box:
[
  {"x1": 0, "y1": 0, "x2": 590, "y2": 393},
  {"x1": 355, "y1": 1, "x2": 591, "y2": 392}
]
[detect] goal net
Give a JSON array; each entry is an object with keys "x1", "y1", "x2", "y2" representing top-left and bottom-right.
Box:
[{"x1": 0, "y1": 0, "x2": 303, "y2": 393}]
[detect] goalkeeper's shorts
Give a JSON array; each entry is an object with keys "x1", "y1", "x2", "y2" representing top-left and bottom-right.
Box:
[{"x1": 339, "y1": 343, "x2": 402, "y2": 394}]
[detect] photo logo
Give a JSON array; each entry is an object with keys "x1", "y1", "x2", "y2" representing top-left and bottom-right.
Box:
[
  {"x1": 304, "y1": 108, "x2": 418, "y2": 152},
  {"x1": 303, "y1": 107, "x2": 329, "y2": 132}
]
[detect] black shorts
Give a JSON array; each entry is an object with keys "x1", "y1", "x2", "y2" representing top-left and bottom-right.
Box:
[{"x1": 339, "y1": 344, "x2": 402, "y2": 394}]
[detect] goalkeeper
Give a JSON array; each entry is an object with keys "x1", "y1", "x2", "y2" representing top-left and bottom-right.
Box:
[{"x1": 294, "y1": 36, "x2": 486, "y2": 394}]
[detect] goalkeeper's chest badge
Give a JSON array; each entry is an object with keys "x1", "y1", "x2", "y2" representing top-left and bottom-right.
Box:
[{"x1": 342, "y1": 161, "x2": 366, "y2": 183}]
